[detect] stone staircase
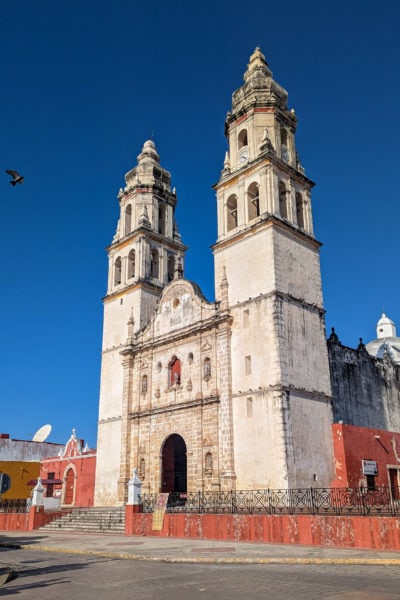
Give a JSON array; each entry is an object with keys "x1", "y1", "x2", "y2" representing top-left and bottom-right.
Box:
[{"x1": 40, "y1": 507, "x2": 125, "y2": 534}]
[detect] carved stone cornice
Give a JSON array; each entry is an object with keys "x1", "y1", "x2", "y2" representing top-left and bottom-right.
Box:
[
  {"x1": 129, "y1": 395, "x2": 220, "y2": 420},
  {"x1": 212, "y1": 212, "x2": 321, "y2": 253},
  {"x1": 134, "y1": 312, "x2": 232, "y2": 354}
]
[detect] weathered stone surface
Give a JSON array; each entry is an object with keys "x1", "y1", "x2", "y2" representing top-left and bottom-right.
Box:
[{"x1": 328, "y1": 332, "x2": 400, "y2": 431}]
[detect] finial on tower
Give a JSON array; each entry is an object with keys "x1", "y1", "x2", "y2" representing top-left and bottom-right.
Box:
[
  {"x1": 222, "y1": 151, "x2": 231, "y2": 173},
  {"x1": 126, "y1": 309, "x2": 135, "y2": 344},
  {"x1": 244, "y1": 47, "x2": 271, "y2": 82},
  {"x1": 138, "y1": 205, "x2": 151, "y2": 229},
  {"x1": 259, "y1": 127, "x2": 275, "y2": 154},
  {"x1": 219, "y1": 267, "x2": 229, "y2": 310},
  {"x1": 137, "y1": 140, "x2": 160, "y2": 164}
]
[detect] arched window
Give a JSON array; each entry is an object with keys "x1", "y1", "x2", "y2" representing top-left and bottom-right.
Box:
[
  {"x1": 167, "y1": 255, "x2": 175, "y2": 282},
  {"x1": 226, "y1": 194, "x2": 238, "y2": 231},
  {"x1": 278, "y1": 181, "x2": 288, "y2": 219},
  {"x1": 158, "y1": 204, "x2": 166, "y2": 235},
  {"x1": 169, "y1": 356, "x2": 181, "y2": 386},
  {"x1": 238, "y1": 129, "x2": 248, "y2": 149},
  {"x1": 203, "y1": 357, "x2": 211, "y2": 378},
  {"x1": 125, "y1": 204, "x2": 132, "y2": 235},
  {"x1": 141, "y1": 374, "x2": 148, "y2": 394},
  {"x1": 296, "y1": 192, "x2": 305, "y2": 229},
  {"x1": 128, "y1": 249, "x2": 135, "y2": 279},
  {"x1": 247, "y1": 182, "x2": 260, "y2": 220},
  {"x1": 150, "y1": 249, "x2": 159, "y2": 279},
  {"x1": 114, "y1": 256, "x2": 122, "y2": 285}
]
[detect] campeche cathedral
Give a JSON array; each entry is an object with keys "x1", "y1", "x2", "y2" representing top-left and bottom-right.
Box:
[{"x1": 94, "y1": 49, "x2": 400, "y2": 506}]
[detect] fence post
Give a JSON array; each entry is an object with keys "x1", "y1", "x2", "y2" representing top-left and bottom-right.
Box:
[{"x1": 310, "y1": 487, "x2": 316, "y2": 515}]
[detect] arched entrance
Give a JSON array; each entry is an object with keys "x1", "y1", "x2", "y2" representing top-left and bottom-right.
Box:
[
  {"x1": 64, "y1": 468, "x2": 75, "y2": 505},
  {"x1": 161, "y1": 434, "x2": 187, "y2": 493}
]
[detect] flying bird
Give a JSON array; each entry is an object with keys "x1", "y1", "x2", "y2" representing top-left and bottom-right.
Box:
[{"x1": 5, "y1": 170, "x2": 24, "y2": 186}]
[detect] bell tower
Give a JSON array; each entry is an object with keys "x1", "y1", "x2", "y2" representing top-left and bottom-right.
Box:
[
  {"x1": 213, "y1": 49, "x2": 334, "y2": 489},
  {"x1": 95, "y1": 140, "x2": 187, "y2": 505}
]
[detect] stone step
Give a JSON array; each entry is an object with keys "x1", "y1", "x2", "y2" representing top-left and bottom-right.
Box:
[{"x1": 40, "y1": 507, "x2": 125, "y2": 534}]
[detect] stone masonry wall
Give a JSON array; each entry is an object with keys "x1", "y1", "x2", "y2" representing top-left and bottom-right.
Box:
[{"x1": 328, "y1": 330, "x2": 400, "y2": 432}]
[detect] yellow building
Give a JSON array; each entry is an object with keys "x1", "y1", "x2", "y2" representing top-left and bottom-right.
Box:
[{"x1": 0, "y1": 434, "x2": 64, "y2": 500}]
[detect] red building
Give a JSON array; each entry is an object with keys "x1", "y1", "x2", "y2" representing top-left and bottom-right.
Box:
[
  {"x1": 39, "y1": 429, "x2": 96, "y2": 507},
  {"x1": 331, "y1": 423, "x2": 400, "y2": 498}
]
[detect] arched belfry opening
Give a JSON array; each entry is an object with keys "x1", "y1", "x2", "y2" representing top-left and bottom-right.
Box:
[{"x1": 161, "y1": 434, "x2": 187, "y2": 493}]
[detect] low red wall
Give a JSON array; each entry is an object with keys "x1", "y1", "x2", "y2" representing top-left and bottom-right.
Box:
[
  {"x1": 125, "y1": 509, "x2": 400, "y2": 551},
  {"x1": 0, "y1": 507, "x2": 65, "y2": 531},
  {"x1": 0, "y1": 512, "x2": 29, "y2": 531}
]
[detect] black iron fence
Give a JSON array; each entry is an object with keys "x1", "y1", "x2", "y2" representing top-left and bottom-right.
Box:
[
  {"x1": 0, "y1": 498, "x2": 28, "y2": 513},
  {"x1": 141, "y1": 487, "x2": 400, "y2": 517}
]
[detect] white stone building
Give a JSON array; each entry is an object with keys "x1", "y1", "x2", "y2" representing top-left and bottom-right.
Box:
[{"x1": 94, "y1": 49, "x2": 335, "y2": 506}]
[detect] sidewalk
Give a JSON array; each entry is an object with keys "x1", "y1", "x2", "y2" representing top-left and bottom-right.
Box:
[{"x1": 1, "y1": 530, "x2": 400, "y2": 564}]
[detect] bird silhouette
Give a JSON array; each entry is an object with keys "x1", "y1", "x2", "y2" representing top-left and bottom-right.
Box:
[{"x1": 5, "y1": 170, "x2": 24, "y2": 186}]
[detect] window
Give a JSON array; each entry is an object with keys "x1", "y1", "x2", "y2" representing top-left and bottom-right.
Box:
[
  {"x1": 280, "y1": 128, "x2": 290, "y2": 162},
  {"x1": 245, "y1": 355, "x2": 252, "y2": 375},
  {"x1": 205, "y1": 452, "x2": 213, "y2": 476},
  {"x1": 187, "y1": 352, "x2": 194, "y2": 364},
  {"x1": 278, "y1": 181, "x2": 288, "y2": 219},
  {"x1": 158, "y1": 204, "x2": 166, "y2": 235},
  {"x1": 169, "y1": 356, "x2": 181, "y2": 386},
  {"x1": 203, "y1": 357, "x2": 211, "y2": 378},
  {"x1": 114, "y1": 257, "x2": 122, "y2": 285},
  {"x1": 296, "y1": 192, "x2": 304, "y2": 229},
  {"x1": 226, "y1": 194, "x2": 238, "y2": 231},
  {"x1": 125, "y1": 204, "x2": 132, "y2": 235},
  {"x1": 247, "y1": 182, "x2": 260, "y2": 220},
  {"x1": 280, "y1": 127, "x2": 288, "y2": 147},
  {"x1": 389, "y1": 468, "x2": 400, "y2": 500},
  {"x1": 243, "y1": 309, "x2": 249, "y2": 328},
  {"x1": 366, "y1": 475, "x2": 376, "y2": 491},
  {"x1": 46, "y1": 472, "x2": 55, "y2": 497},
  {"x1": 238, "y1": 129, "x2": 248, "y2": 149},
  {"x1": 141, "y1": 374, "x2": 148, "y2": 394},
  {"x1": 167, "y1": 255, "x2": 175, "y2": 282},
  {"x1": 128, "y1": 249, "x2": 135, "y2": 279},
  {"x1": 150, "y1": 249, "x2": 159, "y2": 279}
]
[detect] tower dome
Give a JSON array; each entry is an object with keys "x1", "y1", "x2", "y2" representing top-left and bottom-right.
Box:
[
  {"x1": 376, "y1": 313, "x2": 396, "y2": 338},
  {"x1": 366, "y1": 313, "x2": 400, "y2": 365}
]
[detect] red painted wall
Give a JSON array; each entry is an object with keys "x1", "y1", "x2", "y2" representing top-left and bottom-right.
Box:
[
  {"x1": 0, "y1": 507, "x2": 64, "y2": 531},
  {"x1": 125, "y1": 510, "x2": 400, "y2": 551},
  {"x1": 40, "y1": 454, "x2": 96, "y2": 507},
  {"x1": 331, "y1": 424, "x2": 400, "y2": 488}
]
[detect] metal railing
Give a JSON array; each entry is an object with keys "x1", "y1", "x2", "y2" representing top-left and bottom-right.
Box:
[
  {"x1": 141, "y1": 487, "x2": 400, "y2": 517},
  {"x1": 0, "y1": 498, "x2": 28, "y2": 513}
]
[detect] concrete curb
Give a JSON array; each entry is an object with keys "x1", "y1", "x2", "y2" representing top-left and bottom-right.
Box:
[{"x1": 2, "y1": 543, "x2": 400, "y2": 565}]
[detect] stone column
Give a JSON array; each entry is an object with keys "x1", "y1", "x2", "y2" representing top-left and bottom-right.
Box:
[
  {"x1": 216, "y1": 319, "x2": 236, "y2": 490},
  {"x1": 117, "y1": 351, "x2": 135, "y2": 504}
]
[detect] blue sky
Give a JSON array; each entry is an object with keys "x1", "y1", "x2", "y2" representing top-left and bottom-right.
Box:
[{"x1": 1, "y1": 1, "x2": 399, "y2": 447}]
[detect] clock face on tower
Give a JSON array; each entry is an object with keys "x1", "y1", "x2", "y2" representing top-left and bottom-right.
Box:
[{"x1": 239, "y1": 147, "x2": 249, "y2": 162}]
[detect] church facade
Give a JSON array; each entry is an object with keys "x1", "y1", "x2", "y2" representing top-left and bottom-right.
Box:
[{"x1": 94, "y1": 49, "x2": 338, "y2": 506}]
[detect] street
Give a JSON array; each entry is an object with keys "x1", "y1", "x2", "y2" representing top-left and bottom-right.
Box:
[{"x1": 1, "y1": 548, "x2": 399, "y2": 599}]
